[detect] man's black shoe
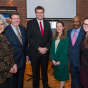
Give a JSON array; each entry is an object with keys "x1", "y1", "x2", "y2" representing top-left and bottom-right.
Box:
[{"x1": 44, "y1": 85, "x2": 51, "y2": 88}]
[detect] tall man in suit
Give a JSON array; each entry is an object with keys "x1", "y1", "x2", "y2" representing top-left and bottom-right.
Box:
[
  {"x1": 67, "y1": 16, "x2": 85, "y2": 88},
  {"x1": 27, "y1": 6, "x2": 52, "y2": 88},
  {"x1": 4, "y1": 12, "x2": 28, "y2": 88}
]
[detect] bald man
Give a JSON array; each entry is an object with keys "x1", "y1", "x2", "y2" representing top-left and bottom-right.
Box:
[{"x1": 67, "y1": 16, "x2": 85, "y2": 88}]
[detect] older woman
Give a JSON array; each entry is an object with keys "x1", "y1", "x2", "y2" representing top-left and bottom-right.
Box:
[
  {"x1": 50, "y1": 21, "x2": 69, "y2": 88},
  {"x1": 0, "y1": 14, "x2": 17, "y2": 88},
  {"x1": 80, "y1": 17, "x2": 88, "y2": 88}
]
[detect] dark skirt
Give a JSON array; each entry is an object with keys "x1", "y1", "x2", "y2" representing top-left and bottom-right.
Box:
[
  {"x1": 80, "y1": 56, "x2": 88, "y2": 88},
  {"x1": 0, "y1": 76, "x2": 13, "y2": 88}
]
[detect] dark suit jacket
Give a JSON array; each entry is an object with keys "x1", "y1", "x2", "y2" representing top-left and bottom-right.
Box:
[
  {"x1": 4, "y1": 24, "x2": 27, "y2": 69},
  {"x1": 27, "y1": 18, "x2": 52, "y2": 57},
  {"x1": 67, "y1": 26, "x2": 85, "y2": 67}
]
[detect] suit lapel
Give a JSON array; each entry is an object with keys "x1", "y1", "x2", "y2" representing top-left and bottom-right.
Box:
[
  {"x1": 53, "y1": 39, "x2": 63, "y2": 54},
  {"x1": 43, "y1": 20, "x2": 46, "y2": 37},
  {"x1": 56, "y1": 39, "x2": 64, "y2": 53},
  {"x1": 74, "y1": 27, "x2": 84, "y2": 46},
  {"x1": 34, "y1": 18, "x2": 42, "y2": 37},
  {"x1": 51, "y1": 40, "x2": 57, "y2": 60},
  {"x1": 68, "y1": 29, "x2": 73, "y2": 46},
  {"x1": 9, "y1": 25, "x2": 22, "y2": 46},
  {"x1": 34, "y1": 18, "x2": 47, "y2": 38},
  {"x1": 69, "y1": 27, "x2": 84, "y2": 47},
  {"x1": 19, "y1": 26, "x2": 25, "y2": 45}
]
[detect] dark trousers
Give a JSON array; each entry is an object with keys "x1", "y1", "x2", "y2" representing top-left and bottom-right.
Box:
[
  {"x1": 0, "y1": 76, "x2": 13, "y2": 88},
  {"x1": 70, "y1": 65, "x2": 82, "y2": 88},
  {"x1": 13, "y1": 65, "x2": 25, "y2": 88},
  {"x1": 30, "y1": 56, "x2": 49, "y2": 88}
]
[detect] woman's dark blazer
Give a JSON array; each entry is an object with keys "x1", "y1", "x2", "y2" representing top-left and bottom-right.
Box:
[
  {"x1": 80, "y1": 33, "x2": 88, "y2": 73},
  {"x1": 83, "y1": 47, "x2": 88, "y2": 73}
]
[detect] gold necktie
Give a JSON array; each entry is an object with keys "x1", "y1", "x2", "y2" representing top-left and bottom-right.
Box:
[{"x1": 15, "y1": 27, "x2": 22, "y2": 44}]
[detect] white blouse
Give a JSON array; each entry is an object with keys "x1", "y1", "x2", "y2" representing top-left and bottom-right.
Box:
[{"x1": 55, "y1": 37, "x2": 60, "y2": 53}]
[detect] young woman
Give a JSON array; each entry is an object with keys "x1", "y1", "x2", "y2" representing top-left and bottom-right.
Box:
[
  {"x1": 80, "y1": 17, "x2": 88, "y2": 88},
  {"x1": 50, "y1": 21, "x2": 69, "y2": 88}
]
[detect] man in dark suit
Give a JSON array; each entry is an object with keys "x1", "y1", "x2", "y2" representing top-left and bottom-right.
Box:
[
  {"x1": 67, "y1": 16, "x2": 85, "y2": 88},
  {"x1": 4, "y1": 12, "x2": 28, "y2": 88},
  {"x1": 27, "y1": 6, "x2": 52, "y2": 88}
]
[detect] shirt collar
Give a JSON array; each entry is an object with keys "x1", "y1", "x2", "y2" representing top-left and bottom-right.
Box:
[
  {"x1": 11, "y1": 24, "x2": 19, "y2": 29},
  {"x1": 73, "y1": 26, "x2": 81, "y2": 30},
  {"x1": 36, "y1": 18, "x2": 43, "y2": 23}
]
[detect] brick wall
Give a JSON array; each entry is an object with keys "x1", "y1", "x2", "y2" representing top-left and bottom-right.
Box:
[
  {"x1": 0, "y1": 0, "x2": 88, "y2": 29},
  {"x1": 0, "y1": 0, "x2": 27, "y2": 28}
]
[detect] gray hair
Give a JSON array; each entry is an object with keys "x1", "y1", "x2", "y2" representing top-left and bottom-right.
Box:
[{"x1": 0, "y1": 14, "x2": 7, "y2": 28}]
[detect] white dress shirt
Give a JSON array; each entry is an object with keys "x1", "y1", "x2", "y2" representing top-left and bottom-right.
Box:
[{"x1": 36, "y1": 18, "x2": 44, "y2": 31}]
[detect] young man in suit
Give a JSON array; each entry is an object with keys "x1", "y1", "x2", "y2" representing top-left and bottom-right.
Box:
[
  {"x1": 4, "y1": 12, "x2": 29, "y2": 88},
  {"x1": 67, "y1": 16, "x2": 85, "y2": 88},
  {"x1": 27, "y1": 6, "x2": 52, "y2": 88}
]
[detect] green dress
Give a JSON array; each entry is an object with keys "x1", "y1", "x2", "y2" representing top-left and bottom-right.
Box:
[{"x1": 50, "y1": 36, "x2": 69, "y2": 81}]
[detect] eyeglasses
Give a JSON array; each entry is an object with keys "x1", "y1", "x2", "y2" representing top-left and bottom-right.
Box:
[
  {"x1": 83, "y1": 23, "x2": 88, "y2": 27},
  {"x1": 36, "y1": 12, "x2": 44, "y2": 14}
]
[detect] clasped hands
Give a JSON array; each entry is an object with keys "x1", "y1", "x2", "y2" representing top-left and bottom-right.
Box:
[
  {"x1": 9, "y1": 64, "x2": 17, "y2": 73},
  {"x1": 38, "y1": 47, "x2": 47, "y2": 54},
  {"x1": 52, "y1": 60, "x2": 60, "y2": 66}
]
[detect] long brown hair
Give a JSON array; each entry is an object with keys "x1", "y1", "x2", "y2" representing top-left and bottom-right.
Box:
[
  {"x1": 84, "y1": 37, "x2": 88, "y2": 48},
  {"x1": 83, "y1": 17, "x2": 88, "y2": 48},
  {"x1": 53, "y1": 21, "x2": 66, "y2": 40}
]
